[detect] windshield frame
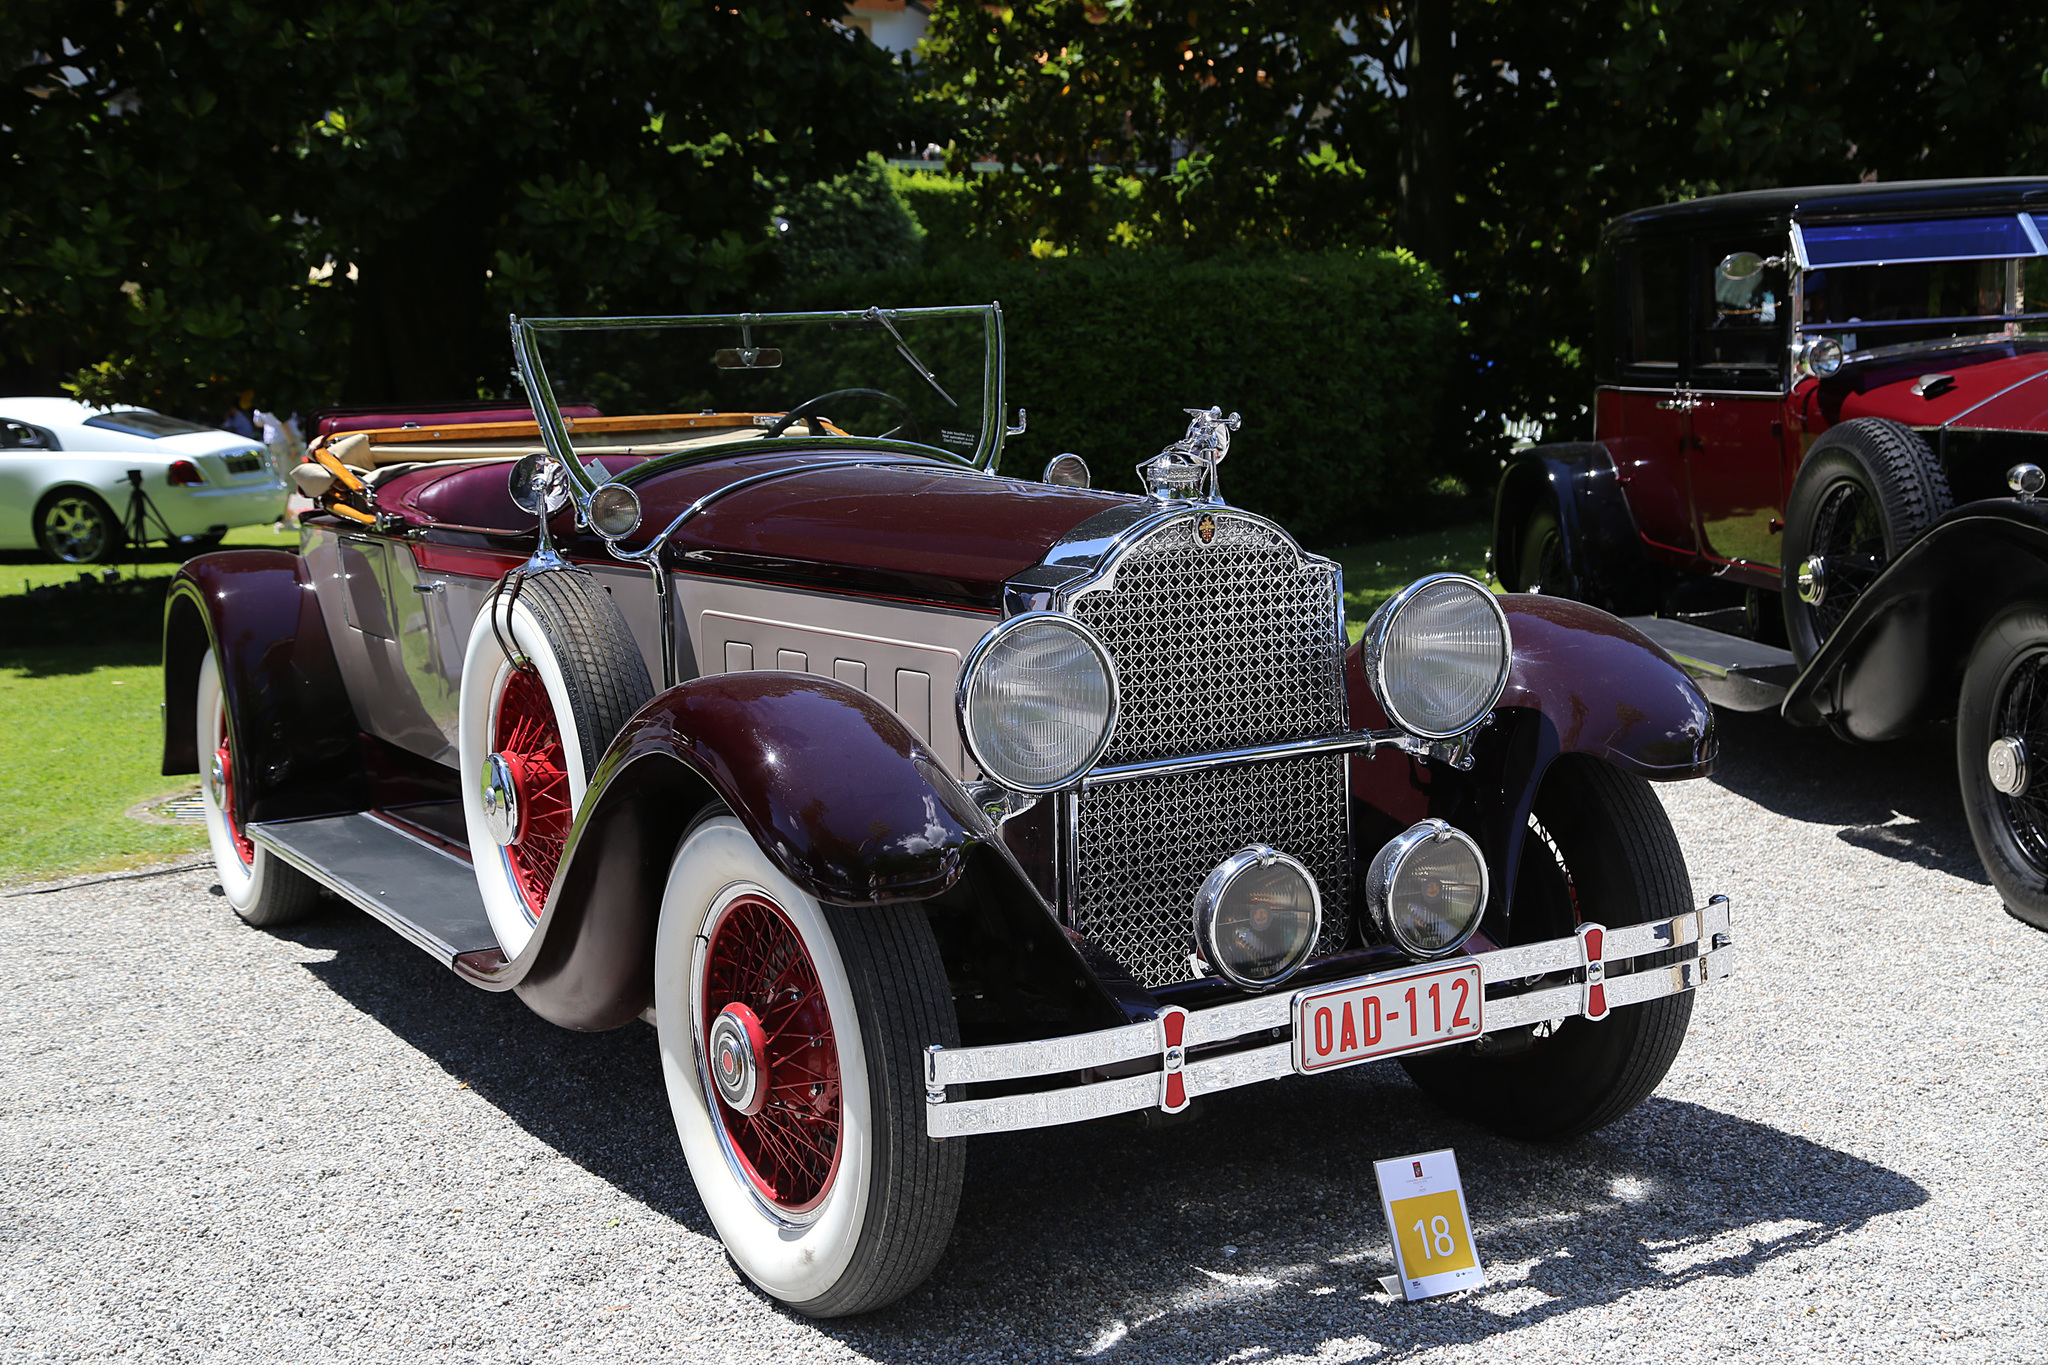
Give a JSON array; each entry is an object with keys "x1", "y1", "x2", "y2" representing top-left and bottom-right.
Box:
[{"x1": 508, "y1": 305, "x2": 1008, "y2": 515}]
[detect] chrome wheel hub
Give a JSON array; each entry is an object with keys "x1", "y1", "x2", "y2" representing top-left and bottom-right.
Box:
[
  {"x1": 479, "y1": 752, "x2": 523, "y2": 846},
  {"x1": 1989, "y1": 735, "x2": 2030, "y2": 797},
  {"x1": 1796, "y1": 555, "x2": 1827, "y2": 606},
  {"x1": 207, "y1": 752, "x2": 228, "y2": 808},
  {"x1": 708, "y1": 1003, "x2": 769, "y2": 1117}
]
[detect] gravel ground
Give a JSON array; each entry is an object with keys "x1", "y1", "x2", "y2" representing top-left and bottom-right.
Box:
[{"x1": 3, "y1": 709, "x2": 2046, "y2": 1364}]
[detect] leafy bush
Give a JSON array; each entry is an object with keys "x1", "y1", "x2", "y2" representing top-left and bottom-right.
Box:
[
  {"x1": 775, "y1": 155, "x2": 926, "y2": 285},
  {"x1": 888, "y1": 170, "x2": 986, "y2": 264},
  {"x1": 783, "y1": 249, "x2": 1456, "y2": 548}
]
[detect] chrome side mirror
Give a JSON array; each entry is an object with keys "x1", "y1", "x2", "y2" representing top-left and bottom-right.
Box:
[
  {"x1": 1042, "y1": 453, "x2": 1090, "y2": 488},
  {"x1": 508, "y1": 452, "x2": 572, "y2": 516},
  {"x1": 1718, "y1": 251, "x2": 1765, "y2": 282}
]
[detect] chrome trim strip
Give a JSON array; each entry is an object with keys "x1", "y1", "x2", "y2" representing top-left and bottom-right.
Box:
[
  {"x1": 924, "y1": 896, "x2": 1733, "y2": 1135},
  {"x1": 1080, "y1": 731, "x2": 1382, "y2": 787}
]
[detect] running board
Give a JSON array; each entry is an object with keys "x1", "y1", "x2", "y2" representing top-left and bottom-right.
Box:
[
  {"x1": 1620, "y1": 615, "x2": 1798, "y2": 713},
  {"x1": 247, "y1": 813, "x2": 501, "y2": 966}
]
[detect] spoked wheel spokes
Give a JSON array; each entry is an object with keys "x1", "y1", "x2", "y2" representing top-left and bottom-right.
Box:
[
  {"x1": 490, "y1": 667, "x2": 573, "y2": 918},
  {"x1": 1990, "y1": 647, "x2": 2048, "y2": 876},
  {"x1": 1808, "y1": 478, "x2": 1886, "y2": 637},
  {"x1": 700, "y1": 892, "x2": 843, "y2": 1218},
  {"x1": 209, "y1": 700, "x2": 254, "y2": 868}
]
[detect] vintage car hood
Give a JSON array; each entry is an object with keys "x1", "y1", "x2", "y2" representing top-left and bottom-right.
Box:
[
  {"x1": 383, "y1": 449, "x2": 1145, "y2": 608},
  {"x1": 1820, "y1": 345, "x2": 2048, "y2": 432}
]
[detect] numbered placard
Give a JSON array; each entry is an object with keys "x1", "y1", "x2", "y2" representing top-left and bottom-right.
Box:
[{"x1": 1372, "y1": 1149, "x2": 1485, "y2": 1301}]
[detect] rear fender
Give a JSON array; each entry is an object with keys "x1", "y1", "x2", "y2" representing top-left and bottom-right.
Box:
[
  {"x1": 1350, "y1": 594, "x2": 1715, "y2": 944},
  {"x1": 478, "y1": 672, "x2": 1126, "y2": 1034},
  {"x1": 1494, "y1": 442, "x2": 1659, "y2": 615},
  {"x1": 161, "y1": 551, "x2": 369, "y2": 822},
  {"x1": 1784, "y1": 501, "x2": 2048, "y2": 740}
]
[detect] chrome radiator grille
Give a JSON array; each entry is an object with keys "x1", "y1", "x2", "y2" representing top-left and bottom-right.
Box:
[
  {"x1": 1068, "y1": 513, "x2": 1346, "y2": 766},
  {"x1": 1073, "y1": 754, "x2": 1352, "y2": 988}
]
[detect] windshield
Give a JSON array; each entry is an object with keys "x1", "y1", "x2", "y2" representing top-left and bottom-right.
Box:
[
  {"x1": 83, "y1": 409, "x2": 215, "y2": 438},
  {"x1": 511, "y1": 305, "x2": 1007, "y2": 477}
]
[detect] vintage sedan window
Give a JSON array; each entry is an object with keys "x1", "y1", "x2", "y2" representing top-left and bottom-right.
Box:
[
  {"x1": 1801, "y1": 257, "x2": 2013, "y2": 354},
  {"x1": 1697, "y1": 239, "x2": 1788, "y2": 389},
  {"x1": 1617, "y1": 240, "x2": 1689, "y2": 377},
  {"x1": 82, "y1": 409, "x2": 215, "y2": 438}
]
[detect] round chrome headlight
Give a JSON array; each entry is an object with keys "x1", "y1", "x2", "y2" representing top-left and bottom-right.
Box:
[
  {"x1": 1365, "y1": 820, "x2": 1489, "y2": 958},
  {"x1": 1364, "y1": 573, "x2": 1512, "y2": 740},
  {"x1": 588, "y1": 482, "x2": 642, "y2": 539},
  {"x1": 1194, "y1": 845, "x2": 1322, "y2": 988},
  {"x1": 958, "y1": 613, "x2": 1119, "y2": 792}
]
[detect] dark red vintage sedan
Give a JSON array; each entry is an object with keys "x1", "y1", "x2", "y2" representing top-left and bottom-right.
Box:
[
  {"x1": 1493, "y1": 178, "x2": 2048, "y2": 929},
  {"x1": 167, "y1": 304, "x2": 1730, "y2": 1314}
]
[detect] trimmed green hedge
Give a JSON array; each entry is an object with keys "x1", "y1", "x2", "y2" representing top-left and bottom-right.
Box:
[{"x1": 783, "y1": 250, "x2": 1454, "y2": 548}]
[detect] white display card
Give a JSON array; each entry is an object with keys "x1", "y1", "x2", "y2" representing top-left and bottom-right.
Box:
[{"x1": 1372, "y1": 1148, "x2": 1486, "y2": 1301}]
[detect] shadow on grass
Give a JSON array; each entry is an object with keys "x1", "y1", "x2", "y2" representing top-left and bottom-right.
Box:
[
  {"x1": 279, "y1": 899, "x2": 1926, "y2": 1363},
  {"x1": 0, "y1": 639, "x2": 161, "y2": 678}
]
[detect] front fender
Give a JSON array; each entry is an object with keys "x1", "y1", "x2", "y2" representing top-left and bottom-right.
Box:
[
  {"x1": 160, "y1": 550, "x2": 368, "y2": 823},
  {"x1": 1350, "y1": 594, "x2": 1714, "y2": 944},
  {"x1": 1494, "y1": 442, "x2": 1659, "y2": 615},
  {"x1": 476, "y1": 673, "x2": 1003, "y2": 1030}
]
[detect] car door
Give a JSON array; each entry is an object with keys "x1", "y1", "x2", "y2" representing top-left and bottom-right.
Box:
[
  {"x1": 1687, "y1": 235, "x2": 1794, "y2": 578},
  {"x1": 1598, "y1": 236, "x2": 1697, "y2": 556}
]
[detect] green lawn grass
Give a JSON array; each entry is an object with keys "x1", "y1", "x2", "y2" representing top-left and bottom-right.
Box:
[
  {"x1": 0, "y1": 525, "x2": 285, "y2": 886},
  {"x1": 0, "y1": 520, "x2": 1494, "y2": 886},
  {"x1": 0, "y1": 520, "x2": 300, "y2": 597}
]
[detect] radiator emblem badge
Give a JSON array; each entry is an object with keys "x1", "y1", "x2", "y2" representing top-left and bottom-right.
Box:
[{"x1": 1196, "y1": 513, "x2": 1217, "y2": 545}]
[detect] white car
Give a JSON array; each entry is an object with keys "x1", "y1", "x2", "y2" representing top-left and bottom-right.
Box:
[{"x1": 0, "y1": 397, "x2": 291, "y2": 563}]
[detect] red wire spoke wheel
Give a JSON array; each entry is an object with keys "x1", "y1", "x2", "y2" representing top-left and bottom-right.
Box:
[
  {"x1": 491, "y1": 667, "x2": 573, "y2": 919},
  {"x1": 212, "y1": 700, "x2": 254, "y2": 867},
  {"x1": 700, "y1": 893, "x2": 843, "y2": 1216}
]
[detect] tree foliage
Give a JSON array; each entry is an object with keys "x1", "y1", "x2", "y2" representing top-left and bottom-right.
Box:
[
  {"x1": 0, "y1": 1, "x2": 906, "y2": 414},
  {"x1": 919, "y1": 1, "x2": 2048, "y2": 474}
]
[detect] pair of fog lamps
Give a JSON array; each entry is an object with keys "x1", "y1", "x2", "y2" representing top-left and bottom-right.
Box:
[{"x1": 957, "y1": 573, "x2": 1508, "y2": 990}]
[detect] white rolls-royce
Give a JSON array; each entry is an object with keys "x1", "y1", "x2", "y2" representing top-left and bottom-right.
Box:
[{"x1": 0, "y1": 397, "x2": 291, "y2": 563}]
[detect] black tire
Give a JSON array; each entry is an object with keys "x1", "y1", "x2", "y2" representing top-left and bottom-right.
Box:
[
  {"x1": 196, "y1": 649, "x2": 323, "y2": 927},
  {"x1": 1512, "y1": 499, "x2": 1571, "y2": 596},
  {"x1": 1402, "y1": 756, "x2": 1696, "y2": 1141},
  {"x1": 653, "y1": 816, "x2": 964, "y2": 1316},
  {"x1": 1781, "y1": 418, "x2": 1950, "y2": 664},
  {"x1": 35, "y1": 488, "x2": 124, "y2": 564},
  {"x1": 458, "y1": 568, "x2": 656, "y2": 956},
  {"x1": 1956, "y1": 604, "x2": 2048, "y2": 931}
]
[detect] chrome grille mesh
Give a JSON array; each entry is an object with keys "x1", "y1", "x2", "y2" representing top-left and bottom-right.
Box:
[
  {"x1": 1069, "y1": 513, "x2": 1345, "y2": 766},
  {"x1": 1073, "y1": 754, "x2": 1352, "y2": 988}
]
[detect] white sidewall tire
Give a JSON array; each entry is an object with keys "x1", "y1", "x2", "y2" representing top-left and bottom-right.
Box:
[
  {"x1": 653, "y1": 817, "x2": 875, "y2": 1306},
  {"x1": 196, "y1": 650, "x2": 265, "y2": 912},
  {"x1": 458, "y1": 591, "x2": 595, "y2": 958}
]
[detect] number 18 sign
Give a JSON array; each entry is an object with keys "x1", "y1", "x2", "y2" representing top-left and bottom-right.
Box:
[{"x1": 1372, "y1": 1149, "x2": 1486, "y2": 1301}]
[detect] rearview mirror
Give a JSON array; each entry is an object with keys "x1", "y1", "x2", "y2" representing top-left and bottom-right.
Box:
[
  {"x1": 713, "y1": 347, "x2": 782, "y2": 370},
  {"x1": 1718, "y1": 252, "x2": 1765, "y2": 282}
]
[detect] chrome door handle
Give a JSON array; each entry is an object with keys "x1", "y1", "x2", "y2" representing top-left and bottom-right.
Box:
[{"x1": 411, "y1": 581, "x2": 445, "y2": 595}]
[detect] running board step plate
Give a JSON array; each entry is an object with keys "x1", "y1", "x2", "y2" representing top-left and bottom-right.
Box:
[
  {"x1": 1621, "y1": 615, "x2": 1797, "y2": 713},
  {"x1": 247, "y1": 813, "x2": 500, "y2": 966}
]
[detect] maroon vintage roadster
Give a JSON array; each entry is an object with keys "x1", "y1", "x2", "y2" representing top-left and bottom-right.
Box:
[{"x1": 164, "y1": 305, "x2": 1731, "y2": 1315}]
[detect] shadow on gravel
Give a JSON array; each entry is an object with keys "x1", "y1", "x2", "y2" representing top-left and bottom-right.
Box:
[
  {"x1": 1705, "y1": 706, "x2": 1986, "y2": 883},
  {"x1": 277, "y1": 901, "x2": 1927, "y2": 1365}
]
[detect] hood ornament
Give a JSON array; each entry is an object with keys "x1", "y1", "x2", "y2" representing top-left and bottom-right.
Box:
[{"x1": 1137, "y1": 406, "x2": 1240, "y2": 504}]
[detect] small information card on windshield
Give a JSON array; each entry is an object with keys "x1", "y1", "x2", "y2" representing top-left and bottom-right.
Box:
[{"x1": 1373, "y1": 1149, "x2": 1486, "y2": 1302}]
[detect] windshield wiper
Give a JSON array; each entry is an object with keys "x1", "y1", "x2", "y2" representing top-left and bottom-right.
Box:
[{"x1": 864, "y1": 306, "x2": 958, "y2": 408}]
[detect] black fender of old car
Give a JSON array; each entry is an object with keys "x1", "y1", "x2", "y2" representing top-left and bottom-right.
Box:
[
  {"x1": 1783, "y1": 500, "x2": 2048, "y2": 741},
  {"x1": 1493, "y1": 442, "x2": 1661, "y2": 616},
  {"x1": 1351, "y1": 594, "x2": 1716, "y2": 946},
  {"x1": 160, "y1": 550, "x2": 370, "y2": 823},
  {"x1": 458, "y1": 671, "x2": 1128, "y2": 1036}
]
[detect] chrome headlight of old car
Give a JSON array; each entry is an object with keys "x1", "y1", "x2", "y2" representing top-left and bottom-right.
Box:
[
  {"x1": 1194, "y1": 845, "x2": 1322, "y2": 988},
  {"x1": 1365, "y1": 819, "x2": 1488, "y2": 957},
  {"x1": 958, "y1": 613, "x2": 1119, "y2": 792},
  {"x1": 1364, "y1": 574, "x2": 1512, "y2": 739}
]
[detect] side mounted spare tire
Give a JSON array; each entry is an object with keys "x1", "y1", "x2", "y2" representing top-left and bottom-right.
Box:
[
  {"x1": 458, "y1": 568, "x2": 654, "y2": 959},
  {"x1": 1781, "y1": 417, "x2": 1950, "y2": 664}
]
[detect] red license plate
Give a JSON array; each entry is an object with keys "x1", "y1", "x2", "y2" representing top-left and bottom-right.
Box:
[{"x1": 1291, "y1": 962, "x2": 1483, "y2": 1074}]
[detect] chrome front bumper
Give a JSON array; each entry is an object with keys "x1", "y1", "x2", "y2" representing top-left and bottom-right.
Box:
[{"x1": 924, "y1": 896, "x2": 1733, "y2": 1139}]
